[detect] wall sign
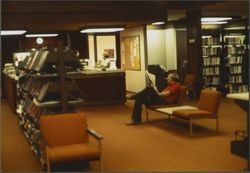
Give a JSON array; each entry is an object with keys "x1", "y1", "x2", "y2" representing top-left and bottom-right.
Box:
[{"x1": 121, "y1": 35, "x2": 141, "y2": 70}]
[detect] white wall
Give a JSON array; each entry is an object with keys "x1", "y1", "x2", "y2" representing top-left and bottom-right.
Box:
[
  {"x1": 146, "y1": 29, "x2": 166, "y2": 68},
  {"x1": 96, "y1": 35, "x2": 116, "y2": 61},
  {"x1": 165, "y1": 28, "x2": 177, "y2": 70},
  {"x1": 120, "y1": 26, "x2": 146, "y2": 92}
]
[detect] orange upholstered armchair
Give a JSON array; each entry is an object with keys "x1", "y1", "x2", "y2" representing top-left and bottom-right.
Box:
[
  {"x1": 39, "y1": 113, "x2": 103, "y2": 172},
  {"x1": 145, "y1": 86, "x2": 187, "y2": 121},
  {"x1": 172, "y1": 89, "x2": 222, "y2": 135}
]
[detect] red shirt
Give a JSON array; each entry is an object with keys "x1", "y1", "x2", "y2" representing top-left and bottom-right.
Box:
[{"x1": 162, "y1": 82, "x2": 181, "y2": 104}]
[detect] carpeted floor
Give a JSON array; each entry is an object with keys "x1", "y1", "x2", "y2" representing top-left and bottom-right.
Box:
[{"x1": 1, "y1": 97, "x2": 248, "y2": 172}]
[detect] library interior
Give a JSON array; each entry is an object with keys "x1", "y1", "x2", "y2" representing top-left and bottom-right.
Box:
[{"x1": 1, "y1": 1, "x2": 249, "y2": 172}]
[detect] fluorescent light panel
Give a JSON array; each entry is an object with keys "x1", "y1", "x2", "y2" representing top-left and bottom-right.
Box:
[
  {"x1": 25, "y1": 34, "x2": 58, "y2": 37},
  {"x1": 202, "y1": 21, "x2": 228, "y2": 25},
  {"x1": 80, "y1": 28, "x2": 124, "y2": 33},
  {"x1": 201, "y1": 17, "x2": 232, "y2": 22},
  {"x1": 224, "y1": 35, "x2": 245, "y2": 38},
  {"x1": 202, "y1": 36, "x2": 212, "y2": 38},
  {"x1": 152, "y1": 22, "x2": 165, "y2": 25},
  {"x1": 1, "y1": 30, "x2": 27, "y2": 35}
]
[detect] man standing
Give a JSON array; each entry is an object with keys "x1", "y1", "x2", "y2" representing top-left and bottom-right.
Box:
[{"x1": 126, "y1": 73, "x2": 181, "y2": 125}]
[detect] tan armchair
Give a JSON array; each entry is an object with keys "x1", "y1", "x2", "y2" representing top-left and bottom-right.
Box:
[
  {"x1": 39, "y1": 113, "x2": 103, "y2": 172},
  {"x1": 145, "y1": 86, "x2": 187, "y2": 121},
  {"x1": 172, "y1": 89, "x2": 222, "y2": 135}
]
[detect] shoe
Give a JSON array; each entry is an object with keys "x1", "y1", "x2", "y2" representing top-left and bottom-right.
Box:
[
  {"x1": 126, "y1": 120, "x2": 141, "y2": 125},
  {"x1": 126, "y1": 93, "x2": 137, "y2": 100}
]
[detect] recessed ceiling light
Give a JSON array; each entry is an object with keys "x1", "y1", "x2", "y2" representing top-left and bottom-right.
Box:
[
  {"x1": 151, "y1": 22, "x2": 165, "y2": 25},
  {"x1": 25, "y1": 34, "x2": 58, "y2": 37},
  {"x1": 202, "y1": 21, "x2": 228, "y2": 25},
  {"x1": 80, "y1": 28, "x2": 124, "y2": 33},
  {"x1": 1, "y1": 30, "x2": 27, "y2": 35},
  {"x1": 201, "y1": 17, "x2": 232, "y2": 22}
]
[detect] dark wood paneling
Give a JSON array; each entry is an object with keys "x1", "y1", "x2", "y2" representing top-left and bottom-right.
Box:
[
  {"x1": 176, "y1": 30, "x2": 188, "y2": 83},
  {"x1": 3, "y1": 74, "x2": 17, "y2": 113},
  {"x1": 21, "y1": 37, "x2": 58, "y2": 51},
  {"x1": 2, "y1": 1, "x2": 219, "y2": 31},
  {"x1": 1, "y1": 36, "x2": 20, "y2": 98},
  {"x1": 2, "y1": 1, "x2": 217, "y2": 13},
  {"x1": 186, "y1": 9, "x2": 202, "y2": 98},
  {"x1": 75, "y1": 72, "x2": 126, "y2": 106},
  {"x1": 69, "y1": 32, "x2": 88, "y2": 59}
]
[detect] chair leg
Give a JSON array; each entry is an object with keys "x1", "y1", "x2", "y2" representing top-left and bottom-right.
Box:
[
  {"x1": 216, "y1": 118, "x2": 219, "y2": 134},
  {"x1": 146, "y1": 108, "x2": 149, "y2": 121},
  {"x1": 46, "y1": 150, "x2": 50, "y2": 172},
  {"x1": 99, "y1": 158, "x2": 102, "y2": 171},
  {"x1": 46, "y1": 158, "x2": 50, "y2": 172},
  {"x1": 189, "y1": 120, "x2": 193, "y2": 136}
]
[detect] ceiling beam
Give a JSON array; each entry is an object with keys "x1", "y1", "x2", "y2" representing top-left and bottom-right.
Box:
[{"x1": 2, "y1": 1, "x2": 219, "y2": 13}]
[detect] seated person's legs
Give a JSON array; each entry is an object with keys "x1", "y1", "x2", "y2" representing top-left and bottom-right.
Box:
[{"x1": 127, "y1": 86, "x2": 167, "y2": 125}]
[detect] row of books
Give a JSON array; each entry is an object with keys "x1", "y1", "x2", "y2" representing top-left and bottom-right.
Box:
[
  {"x1": 203, "y1": 57, "x2": 220, "y2": 66},
  {"x1": 18, "y1": 47, "x2": 80, "y2": 73},
  {"x1": 19, "y1": 47, "x2": 57, "y2": 72},
  {"x1": 203, "y1": 76, "x2": 220, "y2": 86},
  {"x1": 228, "y1": 85, "x2": 248, "y2": 93},
  {"x1": 226, "y1": 46, "x2": 246, "y2": 55},
  {"x1": 229, "y1": 66, "x2": 242, "y2": 74},
  {"x1": 226, "y1": 55, "x2": 243, "y2": 64},
  {"x1": 22, "y1": 118, "x2": 41, "y2": 143},
  {"x1": 202, "y1": 47, "x2": 222, "y2": 56},
  {"x1": 22, "y1": 98, "x2": 45, "y2": 122},
  {"x1": 202, "y1": 37, "x2": 221, "y2": 46},
  {"x1": 203, "y1": 67, "x2": 220, "y2": 76},
  {"x1": 228, "y1": 75, "x2": 243, "y2": 84},
  {"x1": 19, "y1": 76, "x2": 82, "y2": 102},
  {"x1": 20, "y1": 76, "x2": 46, "y2": 97},
  {"x1": 224, "y1": 36, "x2": 245, "y2": 45}
]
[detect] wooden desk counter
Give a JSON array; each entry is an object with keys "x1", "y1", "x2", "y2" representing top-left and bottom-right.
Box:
[
  {"x1": 2, "y1": 72, "x2": 17, "y2": 113},
  {"x1": 71, "y1": 69, "x2": 126, "y2": 106}
]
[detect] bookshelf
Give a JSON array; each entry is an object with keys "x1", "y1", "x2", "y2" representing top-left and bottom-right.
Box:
[
  {"x1": 223, "y1": 30, "x2": 248, "y2": 93},
  {"x1": 16, "y1": 46, "x2": 83, "y2": 162},
  {"x1": 201, "y1": 22, "x2": 249, "y2": 94},
  {"x1": 202, "y1": 30, "x2": 222, "y2": 91}
]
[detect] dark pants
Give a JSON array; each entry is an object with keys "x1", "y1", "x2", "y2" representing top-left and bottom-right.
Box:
[{"x1": 131, "y1": 86, "x2": 167, "y2": 122}]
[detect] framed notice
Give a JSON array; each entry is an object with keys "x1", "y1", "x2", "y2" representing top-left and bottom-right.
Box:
[{"x1": 121, "y1": 35, "x2": 141, "y2": 70}]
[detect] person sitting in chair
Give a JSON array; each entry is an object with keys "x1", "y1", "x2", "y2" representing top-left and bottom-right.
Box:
[{"x1": 126, "y1": 73, "x2": 181, "y2": 125}]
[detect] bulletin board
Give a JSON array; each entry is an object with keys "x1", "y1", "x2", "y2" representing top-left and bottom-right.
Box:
[{"x1": 121, "y1": 35, "x2": 141, "y2": 70}]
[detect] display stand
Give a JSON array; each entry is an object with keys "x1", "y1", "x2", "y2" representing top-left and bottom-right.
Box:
[{"x1": 16, "y1": 46, "x2": 83, "y2": 162}]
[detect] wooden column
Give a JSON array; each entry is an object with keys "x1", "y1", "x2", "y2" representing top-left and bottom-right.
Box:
[
  {"x1": 57, "y1": 47, "x2": 68, "y2": 112},
  {"x1": 186, "y1": 9, "x2": 202, "y2": 98}
]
